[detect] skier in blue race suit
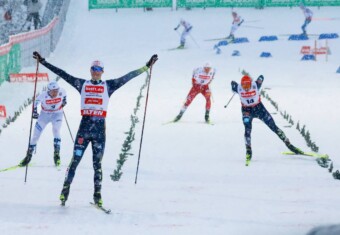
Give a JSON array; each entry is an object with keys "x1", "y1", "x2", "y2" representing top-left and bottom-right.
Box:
[
  {"x1": 231, "y1": 74, "x2": 303, "y2": 166},
  {"x1": 32, "y1": 51, "x2": 158, "y2": 207}
]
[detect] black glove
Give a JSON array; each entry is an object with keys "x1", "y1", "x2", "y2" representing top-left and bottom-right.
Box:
[
  {"x1": 32, "y1": 108, "x2": 39, "y2": 119},
  {"x1": 174, "y1": 27, "x2": 178, "y2": 31},
  {"x1": 62, "y1": 97, "x2": 67, "y2": 108},
  {"x1": 231, "y1": 81, "x2": 238, "y2": 91},
  {"x1": 257, "y1": 75, "x2": 264, "y2": 80},
  {"x1": 146, "y1": 54, "x2": 158, "y2": 68},
  {"x1": 33, "y1": 51, "x2": 45, "y2": 62}
]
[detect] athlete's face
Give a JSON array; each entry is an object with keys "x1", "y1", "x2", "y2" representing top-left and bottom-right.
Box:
[
  {"x1": 90, "y1": 66, "x2": 104, "y2": 80},
  {"x1": 241, "y1": 83, "x2": 251, "y2": 91},
  {"x1": 49, "y1": 89, "x2": 59, "y2": 98},
  {"x1": 204, "y1": 67, "x2": 211, "y2": 73}
]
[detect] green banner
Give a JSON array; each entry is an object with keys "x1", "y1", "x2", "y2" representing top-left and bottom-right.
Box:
[
  {"x1": 8, "y1": 44, "x2": 21, "y2": 74},
  {"x1": 0, "y1": 55, "x2": 8, "y2": 85},
  {"x1": 0, "y1": 44, "x2": 21, "y2": 86},
  {"x1": 89, "y1": 0, "x2": 340, "y2": 8},
  {"x1": 89, "y1": 0, "x2": 172, "y2": 9},
  {"x1": 265, "y1": 0, "x2": 340, "y2": 7}
]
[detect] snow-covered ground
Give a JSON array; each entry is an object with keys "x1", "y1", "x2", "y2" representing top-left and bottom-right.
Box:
[{"x1": 0, "y1": 2, "x2": 340, "y2": 235}]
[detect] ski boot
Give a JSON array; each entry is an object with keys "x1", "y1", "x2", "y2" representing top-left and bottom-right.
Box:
[
  {"x1": 93, "y1": 192, "x2": 103, "y2": 207},
  {"x1": 177, "y1": 44, "x2": 184, "y2": 49},
  {"x1": 284, "y1": 139, "x2": 303, "y2": 154},
  {"x1": 174, "y1": 111, "x2": 184, "y2": 122},
  {"x1": 245, "y1": 145, "x2": 252, "y2": 166},
  {"x1": 53, "y1": 138, "x2": 61, "y2": 166},
  {"x1": 54, "y1": 151, "x2": 61, "y2": 167},
  {"x1": 60, "y1": 183, "x2": 70, "y2": 206},
  {"x1": 205, "y1": 110, "x2": 210, "y2": 123},
  {"x1": 19, "y1": 145, "x2": 35, "y2": 167},
  {"x1": 227, "y1": 34, "x2": 235, "y2": 42},
  {"x1": 216, "y1": 47, "x2": 221, "y2": 55}
]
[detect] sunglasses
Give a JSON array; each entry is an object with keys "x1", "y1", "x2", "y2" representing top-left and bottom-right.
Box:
[{"x1": 91, "y1": 66, "x2": 103, "y2": 72}]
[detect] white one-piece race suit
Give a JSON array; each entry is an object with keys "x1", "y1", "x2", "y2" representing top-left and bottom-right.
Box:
[{"x1": 30, "y1": 88, "x2": 66, "y2": 145}]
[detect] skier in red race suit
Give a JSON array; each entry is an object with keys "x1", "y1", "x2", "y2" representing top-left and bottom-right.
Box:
[{"x1": 174, "y1": 63, "x2": 215, "y2": 123}]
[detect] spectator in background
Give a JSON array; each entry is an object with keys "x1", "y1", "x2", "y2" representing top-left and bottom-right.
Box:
[
  {"x1": 23, "y1": 0, "x2": 42, "y2": 30},
  {"x1": 4, "y1": 8, "x2": 11, "y2": 21}
]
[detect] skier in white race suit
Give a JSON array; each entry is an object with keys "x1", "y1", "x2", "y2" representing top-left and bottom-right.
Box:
[
  {"x1": 20, "y1": 81, "x2": 67, "y2": 167},
  {"x1": 174, "y1": 18, "x2": 193, "y2": 49},
  {"x1": 227, "y1": 11, "x2": 244, "y2": 42}
]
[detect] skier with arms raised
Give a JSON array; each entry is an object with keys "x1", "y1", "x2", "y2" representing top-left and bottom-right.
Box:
[{"x1": 32, "y1": 51, "x2": 158, "y2": 208}]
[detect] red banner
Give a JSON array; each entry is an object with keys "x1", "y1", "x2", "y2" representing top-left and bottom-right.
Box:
[
  {"x1": 0, "y1": 105, "x2": 6, "y2": 118},
  {"x1": 300, "y1": 46, "x2": 311, "y2": 54},
  {"x1": 9, "y1": 73, "x2": 49, "y2": 82}
]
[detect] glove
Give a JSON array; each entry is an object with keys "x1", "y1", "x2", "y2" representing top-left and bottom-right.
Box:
[
  {"x1": 174, "y1": 27, "x2": 178, "y2": 31},
  {"x1": 33, "y1": 51, "x2": 45, "y2": 62},
  {"x1": 231, "y1": 81, "x2": 238, "y2": 91},
  {"x1": 257, "y1": 75, "x2": 264, "y2": 84},
  {"x1": 62, "y1": 97, "x2": 67, "y2": 108},
  {"x1": 32, "y1": 108, "x2": 39, "y2": 119},
  {"x1": 146, "y1": 54, "x2": 158, "y2": 68}
]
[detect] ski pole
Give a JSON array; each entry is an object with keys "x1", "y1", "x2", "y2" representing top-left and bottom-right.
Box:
[
  {"x1": 63, "y1": 109, "x2": 74, "y2": 143},
  {"x1": 242, "y1": 25, "x2": 264, "y2": 29},
  {"x1": 224, "y1": 93, "x2": 236, "y2": 108},
  {"x1": 135, "y1": 67, "x2": 153, "y2": 184},
  {"x1": 189, "y1": 34, "x2": 200, "y2": 48},
  {"x1": 24, "y1": 58, "x2": 39, "y2": 183}
]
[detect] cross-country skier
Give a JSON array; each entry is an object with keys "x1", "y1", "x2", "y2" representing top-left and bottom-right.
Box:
[
  {"x1": 231, "y1": 74, "x2": 303, "y2": 166},
  {"x1": 19, "y1": 81, "x2": 67, "y2": 167},
  {"x1": 174, "y1": 63, "x2": 215, "y2": 123},
  {"x1": 174, "y1": 18, "x2": 193, "y2": 49},
  {"x1": 300, "y1": 4, "x2": 313, "y2": 35},
  {"x1": 226, "y1": 11, "x2": 244, "y2": 42},
  {"x1": 32, "y1": 51, "x2": 158, "y2": 207}
]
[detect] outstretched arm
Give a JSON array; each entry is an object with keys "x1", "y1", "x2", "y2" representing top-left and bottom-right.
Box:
[
  {"x1": 106, "y1": 66, "x2": 149, "y2": 96},
  {"x1": 106, "y1": 54, "x2": 158, "y2": 97},
  {"x1": 33, "y1": 52, "x2": 85, "y2": 93}
]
